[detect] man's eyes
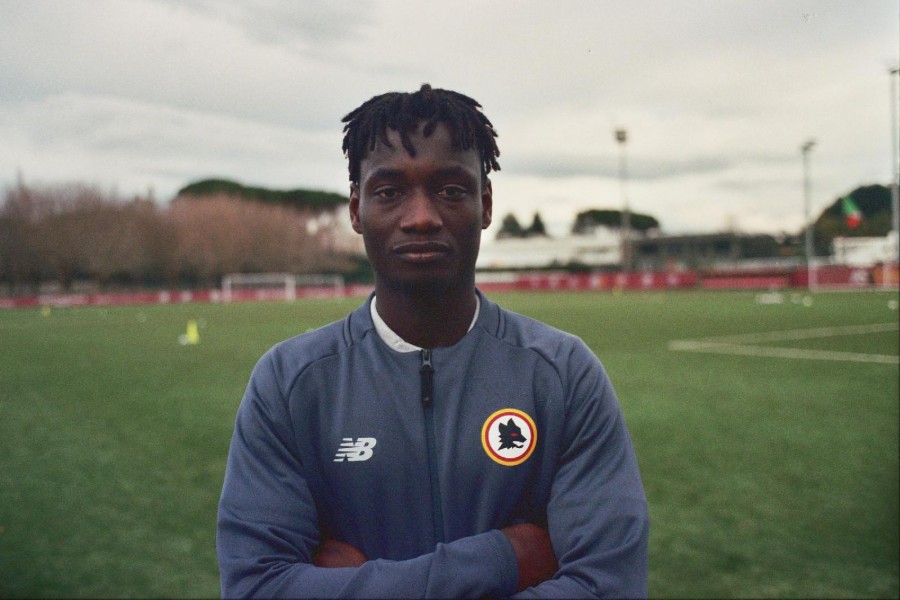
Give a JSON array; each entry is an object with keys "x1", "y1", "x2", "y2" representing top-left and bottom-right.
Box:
[
  {"x1": 373, "y1": 186, "x2": 402, "y2": 200},
  {"x1": 370, "y1": 185, "x2": 470, "y2": 200},
  {"x1": 438, "y1": 185, "x2": 469, "y2": 200}
]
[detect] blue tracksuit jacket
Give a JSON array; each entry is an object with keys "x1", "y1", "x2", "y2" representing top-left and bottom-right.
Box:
[{"x1": 217, "y1": 291, "x2": 649, "y2": 598}]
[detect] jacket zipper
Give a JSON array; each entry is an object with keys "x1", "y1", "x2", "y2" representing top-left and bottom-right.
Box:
[{"x1": 420, "y1": 349, "x2": 445, "y2": 544}]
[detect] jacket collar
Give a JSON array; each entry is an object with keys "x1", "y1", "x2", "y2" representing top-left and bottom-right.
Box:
[{"x1": 346, "y1": 289, "x2": 499, "y2": 349}]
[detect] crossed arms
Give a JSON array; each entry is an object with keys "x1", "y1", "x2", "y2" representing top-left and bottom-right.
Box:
[{"x1": 217, "y1": 344, "x2": 648, "y2": 598}]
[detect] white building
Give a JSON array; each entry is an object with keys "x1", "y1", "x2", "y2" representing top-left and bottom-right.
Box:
[
  {"x1": 831, "y1": 231, "x2": 899, "y2": 266},
  {"x1": 477, "y1": 229, "x2": 622, "y2": 270}
]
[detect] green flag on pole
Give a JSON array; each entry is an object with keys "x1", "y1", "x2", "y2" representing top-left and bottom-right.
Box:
[{"x1": 841, "y1": 196, "x2": 862, "y2": 230}]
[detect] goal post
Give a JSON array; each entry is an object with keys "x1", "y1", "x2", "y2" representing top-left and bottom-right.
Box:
[{"x1": 221, "y1": 273, "x2": 345, "y2": 302}]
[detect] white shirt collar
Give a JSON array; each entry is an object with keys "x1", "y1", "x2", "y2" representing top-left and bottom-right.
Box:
[{"x1": 370, "y1": 295, "x2": 480, "y2": 353}]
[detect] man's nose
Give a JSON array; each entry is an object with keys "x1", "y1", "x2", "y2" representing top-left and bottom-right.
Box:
[{"x1": 400, "y1": 189, "x2": 442, "y2": 231}]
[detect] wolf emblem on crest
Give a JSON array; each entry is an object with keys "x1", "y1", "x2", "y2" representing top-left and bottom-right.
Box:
[
  {"x1": 497, "y1": 418, "x2": 526, "y2": 449},
  {"x1": 482, "y1": 409, "x2": 537, "y2": 466}
]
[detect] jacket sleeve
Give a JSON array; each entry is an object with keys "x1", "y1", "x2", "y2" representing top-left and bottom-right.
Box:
[
  {"x1": 514, "y1": 339, "x2": 649, "y2": 599},
  {"x1": 216, "y1": 351, "x2": 519, "y2": 599}
]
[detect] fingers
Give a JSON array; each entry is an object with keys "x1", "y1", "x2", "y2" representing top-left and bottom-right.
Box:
[
  {"x1": 313, "y1": 539, "x2": 367, "y2": 568},
  {"x1": 501, "y1": 523, "x2": 558, "y2": 592}
]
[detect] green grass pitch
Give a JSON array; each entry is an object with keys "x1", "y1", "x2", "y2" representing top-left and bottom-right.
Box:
[{"x1": 1, "y1": 290, "x2": 897, "y2": 597}]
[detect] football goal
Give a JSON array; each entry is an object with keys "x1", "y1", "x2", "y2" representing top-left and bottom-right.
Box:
[{"x1": 221, "y1": 273, "x2": 345, "y2": 302}]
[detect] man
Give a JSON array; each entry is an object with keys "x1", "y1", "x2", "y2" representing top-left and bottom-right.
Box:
[{"x1": 217, "y1": 84, "x2": 649, "y2": 598}]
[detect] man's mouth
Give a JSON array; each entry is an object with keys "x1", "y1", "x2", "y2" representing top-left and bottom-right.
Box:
[{"x1": 393, "y1": 241, "x2": 451, "y2": 263}]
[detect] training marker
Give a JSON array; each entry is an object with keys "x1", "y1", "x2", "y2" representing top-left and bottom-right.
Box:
[{"x1": 179, "y1": 320, "x2": 200, "y2": 345}]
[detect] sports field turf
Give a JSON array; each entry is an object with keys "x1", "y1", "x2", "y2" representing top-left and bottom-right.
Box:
[{"x1": 1, "y1": 289, "x2": 897, "y2": 598}]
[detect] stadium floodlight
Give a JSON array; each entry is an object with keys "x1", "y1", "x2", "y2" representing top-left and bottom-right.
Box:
[
  {"x1": 615, "y1": 128, "x2": 631, "y2": 275},
  {"x1": 801, "y1": 139, "x2": 817, "y2": 291},
  {"x1": 890, "y1": 66, "x2": 899, "y2": 287}
]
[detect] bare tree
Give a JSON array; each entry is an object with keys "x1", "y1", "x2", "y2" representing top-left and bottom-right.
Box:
[
  {"x1": 84, "y1": 198, "x2": 177, "y2": 288},
  {"x1": 1, "y1": 182, "x2": 358, "y2": 294},
  {"x1": 169, "y1": 194, "x2": 328, "y2": 286},
  {"x1": 1, "y1": 183, "x2": 45, "y2": 292},
  {"x1": 1, "y1": 182, "x2": 101, "y2": 292}
]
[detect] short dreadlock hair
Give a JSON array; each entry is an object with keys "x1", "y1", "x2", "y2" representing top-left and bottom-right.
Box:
[{"x1": 341, "y1": 83, "x2": 500, "y2": 184}]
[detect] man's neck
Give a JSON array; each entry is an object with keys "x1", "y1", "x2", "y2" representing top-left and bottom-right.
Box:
[{"x1": 373, "y1": 282, "x2": 478, "y2": 349}]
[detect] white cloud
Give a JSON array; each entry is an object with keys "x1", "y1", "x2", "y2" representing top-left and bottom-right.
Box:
[
  {"x1": 158, "y1": 0, "x2": 371, "y2": 52},
  {"x1": 0, "y1": 0, "x2": 896, "y2": 234},
  {"x1": 0, "y1": 92, "x2": 345, "y2": 199}
]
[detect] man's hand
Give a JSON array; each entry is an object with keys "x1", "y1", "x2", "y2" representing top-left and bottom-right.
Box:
[
  {"x1": 502, "y1": 523, "x2": 558, "y2": 592},
  {"x1": 313, "y1": 539, "x2": 367, "y2": 568}
]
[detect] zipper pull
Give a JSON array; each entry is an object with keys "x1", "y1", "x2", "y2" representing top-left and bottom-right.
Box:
[{"x1": 420, "y1": 349, "x2": 434, "y2": 407}]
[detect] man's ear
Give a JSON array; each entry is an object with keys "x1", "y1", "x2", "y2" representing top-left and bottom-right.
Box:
[
  {"x1": 481, "y1": 178, "x2": 493, "y2": 230},
  {"x1": 349, "y1": 183, "x2": 362, "y2": 234}
]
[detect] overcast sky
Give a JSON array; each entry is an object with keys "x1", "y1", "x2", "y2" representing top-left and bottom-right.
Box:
[{"x1": 1, "y1": 0, "x2": 897, "y2": 237}]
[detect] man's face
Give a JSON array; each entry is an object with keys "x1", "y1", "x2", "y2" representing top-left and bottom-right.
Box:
[{"x1": 349, "y1": 122, "x2": 492, "y2": 294}]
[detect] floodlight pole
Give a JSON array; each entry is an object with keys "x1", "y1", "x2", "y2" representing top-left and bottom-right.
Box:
[
  {"x1": 801, "y1": 139, "x2": 817, "y2": 291},
  {"x1": 889, "y1": 66, "x2": 900, "y2": 286},
  {"x1": 615, "y1": 128, "x2": 632, "y2": 275}
]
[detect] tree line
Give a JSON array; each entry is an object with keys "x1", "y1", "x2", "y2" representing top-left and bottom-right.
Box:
[
  {"x1": 496, "y1": 209, "x2": 661, "y2": 239},
  {"x1": 2, "y1": 179, "x2": 893, "y2": 295},
  {"x1": 0, "y1": 181, "x2": 355, "y2": 294},
  {"x1": 496, "y1": 184, "x2": 895, "y2": 258}
]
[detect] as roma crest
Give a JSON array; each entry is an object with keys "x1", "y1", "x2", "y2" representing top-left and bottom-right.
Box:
[{"x1": 481, "y1": 409, "x2": 537, "y2": 466}]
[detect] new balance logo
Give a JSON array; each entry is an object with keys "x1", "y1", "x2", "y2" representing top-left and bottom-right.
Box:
[{"x1": 333, "y1": 437, "x2": 377, "y2": 462}]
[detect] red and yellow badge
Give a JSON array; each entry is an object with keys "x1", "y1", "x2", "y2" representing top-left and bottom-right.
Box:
[{"x1": 481, "y1": 408, "x2": 537, "y2": 466}]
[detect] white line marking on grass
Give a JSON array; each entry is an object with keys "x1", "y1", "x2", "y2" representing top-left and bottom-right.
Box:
[
  {"x1": 669, "y1": 322, "x2": 899, "y2": 364},
  {"x1": 698, "y1": 322, "x2": 899, "y2": 344}
]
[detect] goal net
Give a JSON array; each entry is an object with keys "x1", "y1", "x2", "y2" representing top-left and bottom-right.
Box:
[{"x1": 221, "y1": 273, "x2": 345, "y2": 302}]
